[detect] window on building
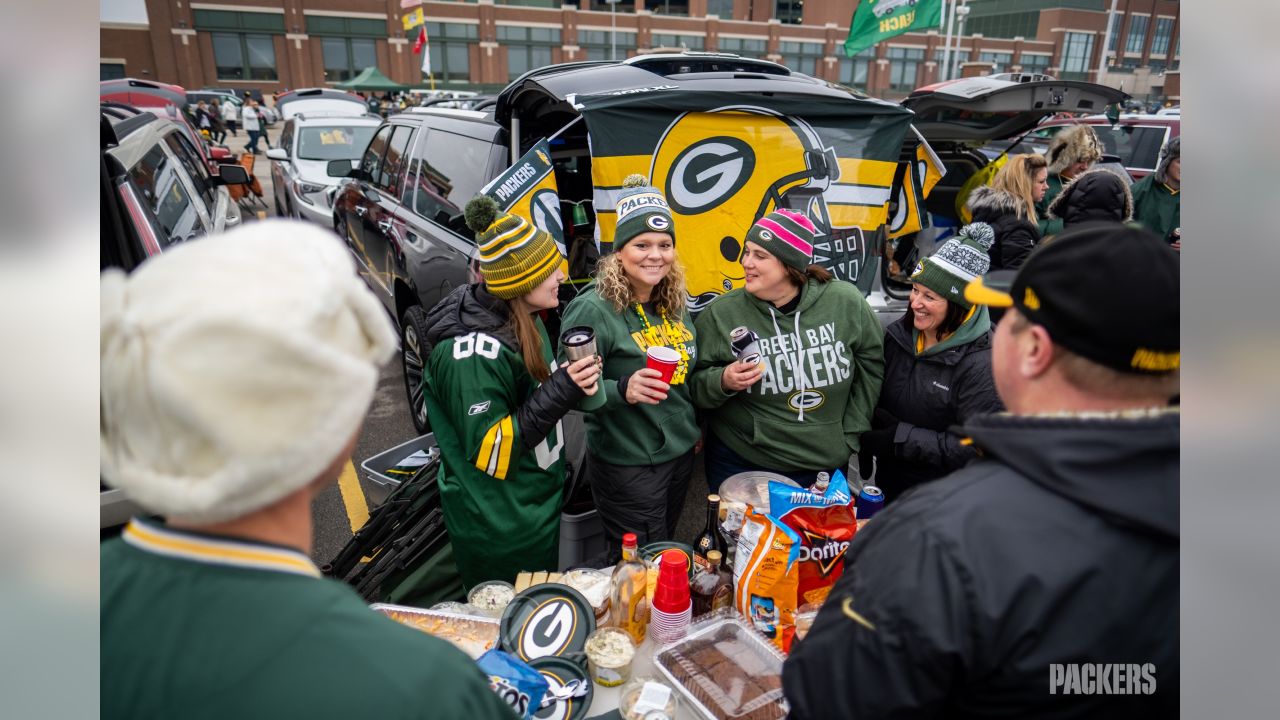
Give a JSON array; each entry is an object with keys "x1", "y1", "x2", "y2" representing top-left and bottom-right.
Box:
[
  {"x1": 1148, "y1": 60, "x2": 1166, "y2": 74},
  {"x1": 1107, "y1": 14, "x2": 1123, "y2": 53},
  {"x1": 706, "y1": 0, "x2": 735, "y2": 18},
  {"x1": 648, "y1": 0, "x2": 689, "y2": 15},
  {"x1": 887, "y1": 47, "x2": 925, "y2": 92},
  {"x1": 498, "y1": 0, "x2": 561, "y2": 7},
  {"x1": 717, "y1": 36, "x2": 767, "y2": 57},
  {"x1": 426, "y1": 22, "x2": 478, "y2": 83},
  {"x1": 1150, "y1": 17, "x2": 1174, "y2": 56},
  {"x1": 839, "y1": 47, "x2": 876, "y2": 89},
  {"x1": 211, "y1": 33, "x2": 278, "y2": 81},
  {"x1": 651, "y1": 33, "x2": 704, "y2": 50},
  {"x1": 1117, "y1": 56, "x2": 1140, "y2": 71},
  {"x1": 775, "y1": 0, "x2": 803, "y2": 25},
  {"x1": 1124, "y1": 15, "x2": 1149, "y2": 55},
  {"x1": 1019, "y1": 53, "x2": 1050, "y2": 75},
  {"x1": 779, "y1": 41, "x2": 824, "y2": 76},
  {"x1": 320, "y1": 38, "x2": 377, "y2": 82},
  {"x1": 580, "y1": 29, "x2": 637, "y2": 61},
  {"x1": 933, "y1": 49, "x2": 970, "y2": 66},
  {"x1": 499, "y1": 26, "x2": 561, "y2": 80},
  {"x1": 978, "y1": 51, "x2": 1013, "y2": 72},
  {"x1": 101, "y1": 63, "x2": 126, "y2": 80},
  {"x1": 1060, "y1": 32, "x2": 1094, "y2": 77}
]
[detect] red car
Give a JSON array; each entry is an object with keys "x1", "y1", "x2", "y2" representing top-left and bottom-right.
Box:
[
  {"x1": 1020, "y1": 113, "x2": 1180, "y2": 181},
  {"x1": 100, "y1": 78, "x2": 235, "y2": 171}
]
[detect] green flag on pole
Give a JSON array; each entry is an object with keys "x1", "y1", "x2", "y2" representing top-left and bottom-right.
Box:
[{"x1": 845, "y1": 0, "x2": 944, "y2": 57}]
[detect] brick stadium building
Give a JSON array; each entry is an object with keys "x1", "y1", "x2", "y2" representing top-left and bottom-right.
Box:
[{"x1": 101, "y1": 0, "x2": 1179, "y2": 103}]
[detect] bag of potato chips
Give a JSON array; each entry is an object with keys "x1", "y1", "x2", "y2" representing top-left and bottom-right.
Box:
[
  {"x1": 733, "y1": 472, "x2": 858, "y2": 653},
  {"x1": 768, "y1": 471, "x2": 858, "y2": 609}
]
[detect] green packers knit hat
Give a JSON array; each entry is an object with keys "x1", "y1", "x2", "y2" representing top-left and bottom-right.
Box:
[
  {"x1": 744, "y1": 209, "x2": 818, "y2": 271},
  {"x1": 964, "y1": 221, "x2": 1179, "y2": 374},
  {"x1": 910, "y1": 222, "x2": 995, "y2": 308},
  {"x1": 464, "y1": 196, "x2": 564, "y2": 300},
  {"x1": 613, "y1": 174, "x2": 675, "y2": 250}
]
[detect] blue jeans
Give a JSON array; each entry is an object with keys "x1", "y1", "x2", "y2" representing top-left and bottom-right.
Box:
[
  {"x1": 246, "y1": 130, "x2": 261, "y2": 152},
  {"x1": 702, "y1": 431, "x2": 828, "y2": 493}
]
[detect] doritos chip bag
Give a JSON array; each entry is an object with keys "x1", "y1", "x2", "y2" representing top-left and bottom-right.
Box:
[
  {"x1": 733, "y1": 472, "x2": 858, "y2": 653},
  {"x1": 477, "y1": 649, "x2": 548, "y2": 720},
  {"x1": 768, "y1": 471, "x2": 858, "y2": 608}
]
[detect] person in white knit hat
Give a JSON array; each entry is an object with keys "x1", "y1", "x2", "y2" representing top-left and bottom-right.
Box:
[{"x1": 100, "y1": 220, "x2": 516, "y2": 719}]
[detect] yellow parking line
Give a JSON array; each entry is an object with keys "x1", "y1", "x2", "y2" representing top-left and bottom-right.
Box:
[{"x1": 337, "y1": 460, "x2": 369, "y2": 533}]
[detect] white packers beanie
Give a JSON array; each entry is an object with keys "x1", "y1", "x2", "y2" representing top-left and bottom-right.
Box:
[{"x1": 100, "y1": 220, "x2": 397, "y2": 523}]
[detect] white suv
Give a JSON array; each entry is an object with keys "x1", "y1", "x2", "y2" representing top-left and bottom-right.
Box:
[{"x1": 267, "y1": 113, "x2": 381, "y2": 225}]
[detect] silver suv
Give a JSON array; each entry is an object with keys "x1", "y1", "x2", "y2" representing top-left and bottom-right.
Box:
[{"x1": 267, "y1": 113, "x2": 381, "y2": 225}]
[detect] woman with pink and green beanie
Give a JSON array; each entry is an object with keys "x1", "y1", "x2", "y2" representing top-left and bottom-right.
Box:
[{"x1": 689, "y1": 208, "x2": 885, "y2": 490}]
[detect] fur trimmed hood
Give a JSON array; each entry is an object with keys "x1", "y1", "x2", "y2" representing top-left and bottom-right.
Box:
[
  {"x1": 1046, "y1": 124, "x2": 1104, "y2": 174},
  {"x1": 1047, "y1": 168, "x2": 1134, "y2": 227},
  {"x1": 1154, "y1": 136, "x2": 1180, "y2": 185},
  {"x1": 966, "y1": 185, "x2": 1026, "y2": 218}
]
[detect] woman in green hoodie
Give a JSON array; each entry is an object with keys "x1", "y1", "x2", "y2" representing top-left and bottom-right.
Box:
[
  {"x1": 690, "y1": 209, "x2": 885, "y2": 491},
  {"x1": 859, "y1": 223, "x2": 1004, "y2": 503},
  {"x1": 558, "y1": 175, "x2": 700, "y2": 560}
]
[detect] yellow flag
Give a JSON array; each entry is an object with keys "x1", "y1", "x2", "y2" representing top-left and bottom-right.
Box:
[{"x1": 955, "y1": 152, "x2": 1008, "y2": 223}]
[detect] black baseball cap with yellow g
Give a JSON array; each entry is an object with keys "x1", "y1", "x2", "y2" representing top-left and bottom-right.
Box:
[{"x1": 964, "y1": 221, "x2": 1179, "y2": 374}]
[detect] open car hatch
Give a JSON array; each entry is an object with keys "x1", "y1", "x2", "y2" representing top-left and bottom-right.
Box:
[{"x1": 903, "y1": 77, "x2": 1129, "y2": 143}]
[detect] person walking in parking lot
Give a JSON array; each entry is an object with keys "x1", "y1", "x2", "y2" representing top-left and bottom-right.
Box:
[
  {"x1": 1131, "y1": 137, "x2": 1181, "y2": 251},
  {"x1": 222, "y1": 97, "x2": 239, "y2": 138},
  {"x1": 101, "y1": 220, "x2": 516, "y2": 720},
  {"x1": 690, "y1": 209, "x2": 884, "y2": 491},
  {"x1": 421, "y1": 196, "x2": 600, "y2": 589},
  {"x1": 1037, "y1": 124, "x2": 1104, "y2": 237},
  {"x1": 784, "y1": 222, "x2": 1179, "y2": 718},
  {"x1": 858, "y1": 223, "x2": 1004, "y2": 503},
  {"x1": 559, "y1": 175, "x2": 699, "y2": 560},
  {"x1": 242, "y1": 98, "x2": 262, "y2": 155},
  {"x1": 209, "y1": 98, "x2": 228, "y2": 143}
]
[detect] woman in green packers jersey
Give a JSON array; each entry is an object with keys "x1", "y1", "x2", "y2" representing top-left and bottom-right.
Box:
[
  {"x1": 421, "y1": 197, "x2": 600, "y2": 589},
  {"x1": 559, "y1": 175, "x2": 700, "y2": 562}
]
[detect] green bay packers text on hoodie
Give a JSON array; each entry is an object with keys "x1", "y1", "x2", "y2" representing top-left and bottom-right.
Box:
[{"x1": 690, "y1": 278, "x2": 885, "y2": 472}]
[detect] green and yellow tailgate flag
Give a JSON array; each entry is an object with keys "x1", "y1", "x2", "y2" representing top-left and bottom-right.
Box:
[
  {"x1": 480, "y1": 139, "x2": 568, "y2": 274},
  {"x1": 888, "y1": 136, "x2": 946, "y2": 240},
  {"x1": 846, "y1": 0, "x2": 944, "y2": 57},
  {"x1": 955, "y1": 151, "x2": 1009, "y2": 223}
]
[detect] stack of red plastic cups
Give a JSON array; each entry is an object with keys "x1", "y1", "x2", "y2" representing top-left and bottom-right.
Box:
[{"x1": 649, "y1": 552, "x2": 692, "y2": 644}]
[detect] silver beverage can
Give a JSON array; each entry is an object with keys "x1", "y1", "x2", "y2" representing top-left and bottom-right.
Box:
[{"x1": 729, "y1": 326, "x2": 759, "y2": 357}]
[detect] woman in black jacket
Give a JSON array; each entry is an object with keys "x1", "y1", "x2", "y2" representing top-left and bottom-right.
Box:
[
  {"x1": 859, "y1": 223, "x2": 1004, "y2": 503},
  {"x1": 965, "y1": 153, "x2": 1047, "y2": 270}
]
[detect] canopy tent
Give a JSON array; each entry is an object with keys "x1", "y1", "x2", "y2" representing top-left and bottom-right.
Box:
[{"x1": 335, "y1": 67, "x2": 409, "y2": 92}]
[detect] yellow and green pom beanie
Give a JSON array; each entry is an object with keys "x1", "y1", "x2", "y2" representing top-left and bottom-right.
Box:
[{"x1": 464, "y1": 196, "x2": 564, "y2": 299}]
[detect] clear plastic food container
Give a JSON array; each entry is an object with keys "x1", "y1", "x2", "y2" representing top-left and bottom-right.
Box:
[
  {"x1": 652, "y1": 610, "x2": 788, "y2": 720},
  {"x1": 370, "y1": 603, "x2": 500, "y2": 659}
]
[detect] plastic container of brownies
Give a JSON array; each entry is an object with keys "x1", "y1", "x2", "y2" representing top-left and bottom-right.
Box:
[{"x1": 651, "y1": 608, "x2": 789, "y2": 720}]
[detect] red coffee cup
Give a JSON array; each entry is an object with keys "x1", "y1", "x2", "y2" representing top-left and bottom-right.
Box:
[
  {"x1": 645, "y1": 345, "x2": 681, "y2": 384},
  {"x1": 652, "y1": 551, "x2": 691, "y2": 615}
]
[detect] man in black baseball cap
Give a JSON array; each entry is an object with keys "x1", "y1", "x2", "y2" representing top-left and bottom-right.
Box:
[{"x1": 784, "y1": 222, "x2": 1179, "y2": 718}]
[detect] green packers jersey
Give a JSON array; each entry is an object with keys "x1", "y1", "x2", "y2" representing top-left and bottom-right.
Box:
[{"x1": 424, "y1": 321, "x2": 565, "y2": 589}]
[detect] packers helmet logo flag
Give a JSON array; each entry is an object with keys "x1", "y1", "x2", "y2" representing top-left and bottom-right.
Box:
[
  {"x1": 650, "y1": 107, "x2": 841, "y2": 310},
  {"x1": 575, "y1": 90, "x2": 921, "y2": 309}
]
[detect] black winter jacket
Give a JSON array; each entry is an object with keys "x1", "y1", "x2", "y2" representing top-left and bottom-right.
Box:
[
  {"x1": 784, "y1": 409, "x2": 1180, "y2": 719},
  {"x1": 870, "y1": 314, "x2": 1002, "y2": 501},
  {"x1": 1046, "y1": 168, "x2": 1135, "y2": 229},
  {"x1": 966, "y1": 185, "x2": 1040, "y2": 270}
]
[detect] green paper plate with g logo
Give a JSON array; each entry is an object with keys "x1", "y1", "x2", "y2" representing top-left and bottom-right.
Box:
[{"x1": 500, "y1": 583, "x2": 596, "y2": 663}]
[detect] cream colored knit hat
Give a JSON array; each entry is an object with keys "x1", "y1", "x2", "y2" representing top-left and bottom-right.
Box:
[{"x1": 100, "y1": 220, "x2": 396, "y2": 523}]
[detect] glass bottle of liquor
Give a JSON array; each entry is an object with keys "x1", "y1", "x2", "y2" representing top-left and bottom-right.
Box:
[
  {"x1": 608, "y1": 532, "x2": 648, "y2": 644},
  {"x1": 691, "y1": 549, "x2": 733, "y2": 617},
  {"x1": 693, "y1": 494, "x2": 727, "y2": 572}
]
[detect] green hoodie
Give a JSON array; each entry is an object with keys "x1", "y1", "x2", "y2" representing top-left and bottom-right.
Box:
[
  {"x1": 1130, "y1": 175, "x2": 1180, "y2": 241},
  {"x1": 690, "y1": 279, "x2": 885, "y2": 472},
  {"x1": 558, "y1": 285, "x2": 700, "y2": 466}
]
